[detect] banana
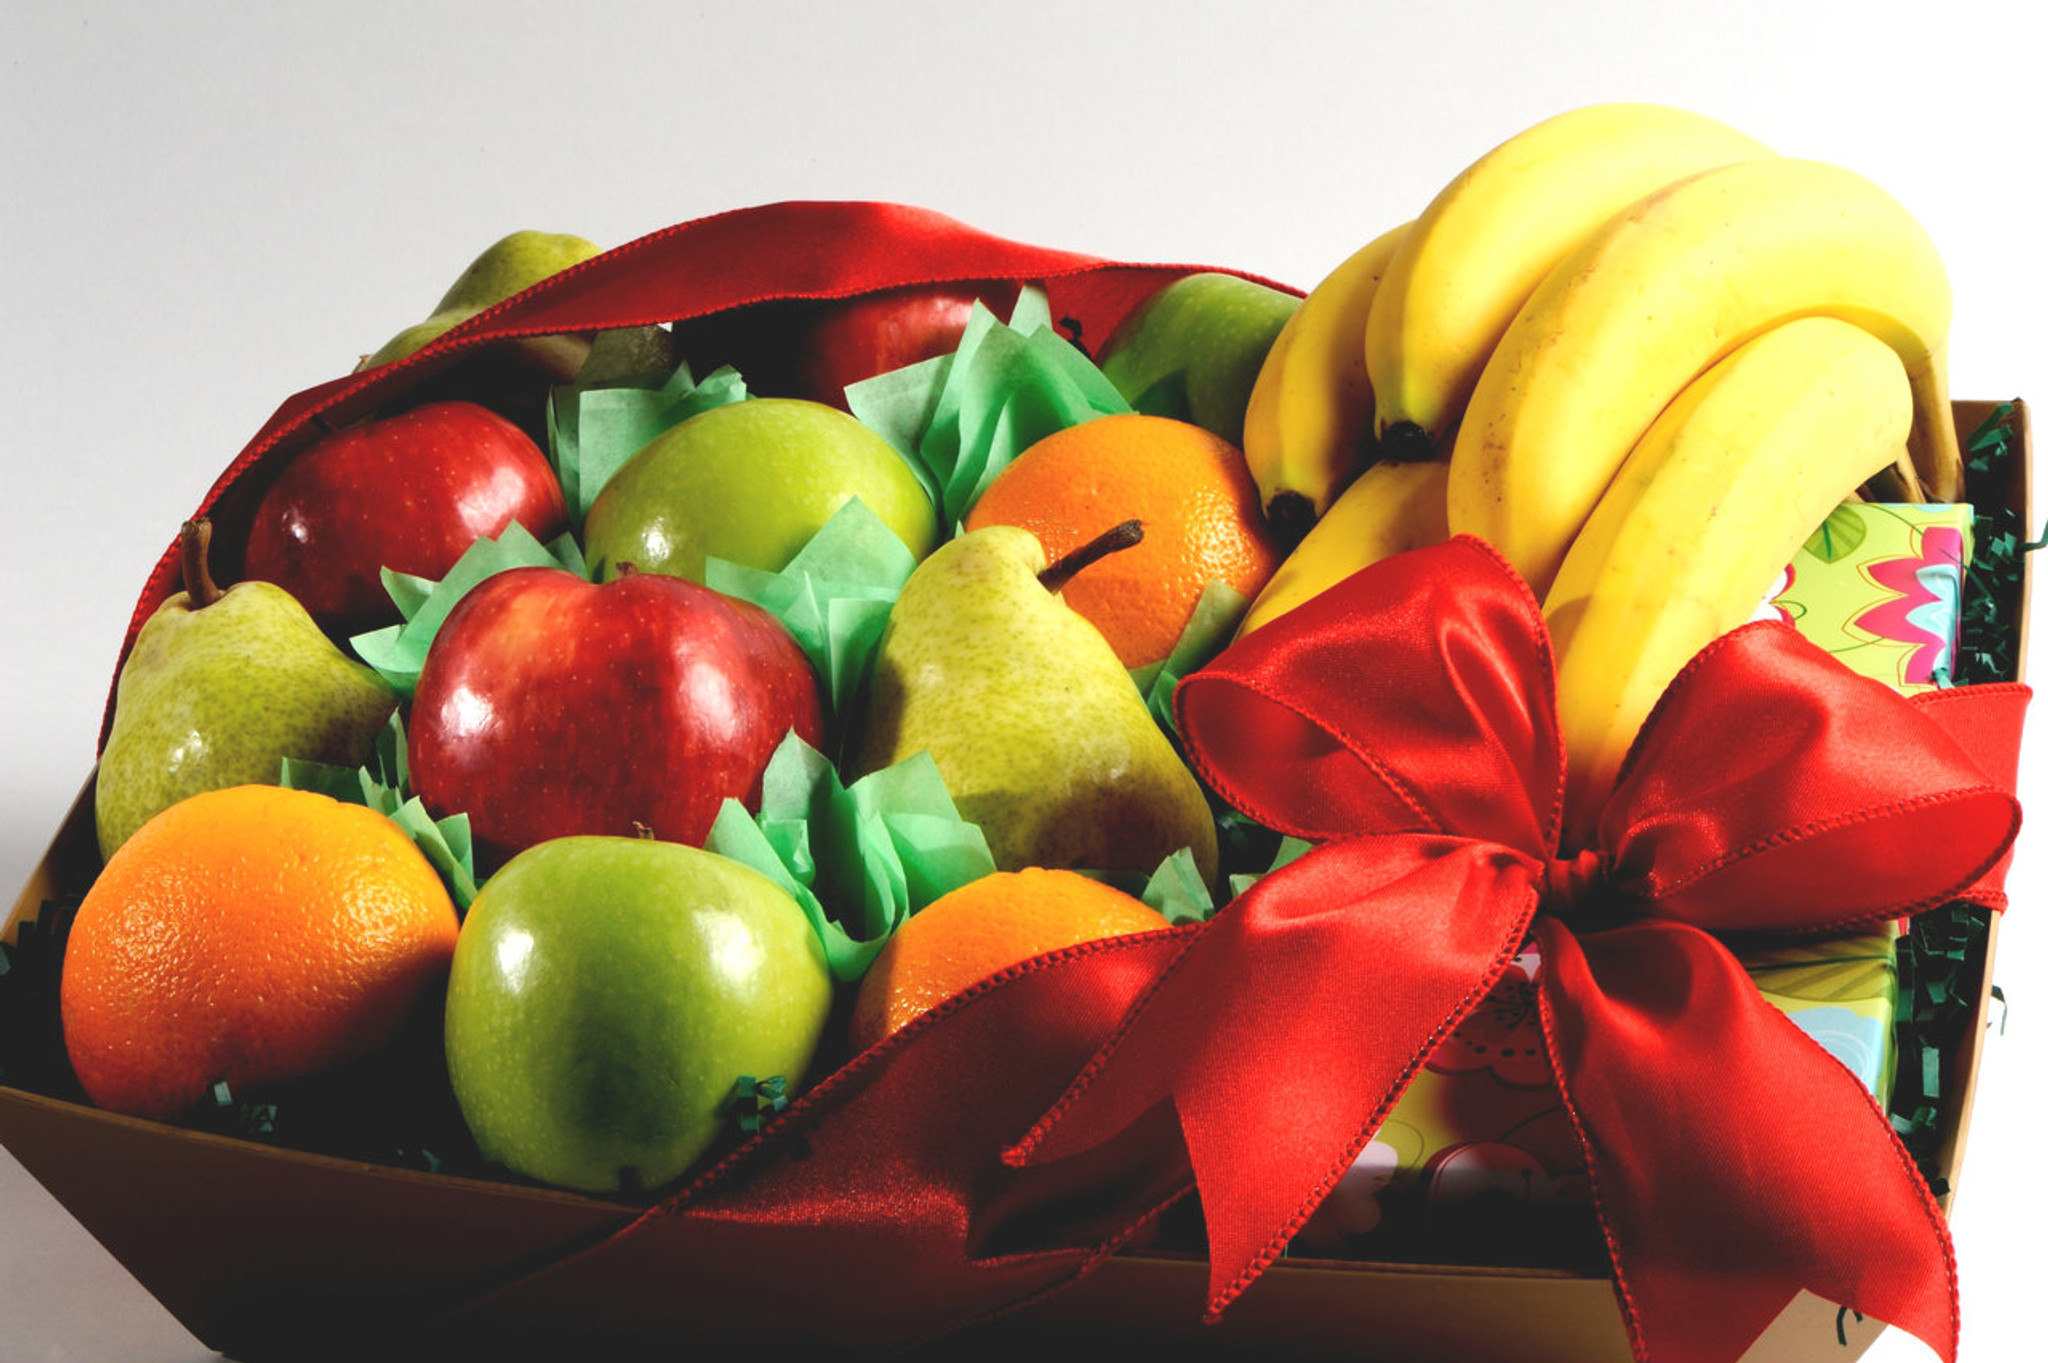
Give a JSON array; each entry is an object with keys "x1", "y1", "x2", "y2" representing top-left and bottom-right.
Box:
[
  {"x1": 1235, "y1": 458, "x2": 1449, "y2": 638},
  {"x1": 1365, "y1": 103, "x2": 1773, "y2": 457},
  {"x1": 1448, "y1": 155, "x2": 1960, "y2": 600},
  {"x1": 1545, "y1": 316, "x2": 1914, "y2": 848},
  {"x1": 1241, "y1": 221, "x2": 1411, "y2": 544}
]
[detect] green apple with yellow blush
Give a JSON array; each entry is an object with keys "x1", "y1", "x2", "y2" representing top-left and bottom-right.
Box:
[
  {"x1": 580, "y1": 397, "x2": 940, "y2": 583},
  {"x1": 1097, "y1": 272, "x2": 1300, "y2": 447}
]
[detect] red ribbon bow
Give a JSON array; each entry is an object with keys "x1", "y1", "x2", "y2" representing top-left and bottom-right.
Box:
[
  {"x1": 1005, "y1": 535, "x2": 2025, "y2": 1363},
  {"x1": 432, "y1": 536, "x2": 2024, "y2": 1363}
]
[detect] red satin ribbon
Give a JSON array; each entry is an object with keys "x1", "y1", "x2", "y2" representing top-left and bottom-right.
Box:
[{"x1": 1008, "y1": 536, "x2": 2024, "y2": 1363}]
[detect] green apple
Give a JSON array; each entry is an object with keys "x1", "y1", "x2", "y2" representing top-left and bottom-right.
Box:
[
  {"x1": 443, "y1": 836, "x2": 833, "y2": 1194},
  {"x1": 1096, "y1": 272, "x2": 1300, "y2": 447},
  {"x1": 581, "y1": 397, "x2": 939, "y2": 583}
]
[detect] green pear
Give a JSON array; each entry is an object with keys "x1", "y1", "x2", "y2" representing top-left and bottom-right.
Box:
[
  {"x1": 364, "y1": 230, "x2": 602, "y2": 369},
  {"x1": 850, "y1": 523, "x2": 1218, "y2": 882},
  {"x1": 1097, "y1": 272, "x2": 1300, "y2": 447},
  {"x1": 94, "y1": 520, "x2": 400, "y2": 860}
]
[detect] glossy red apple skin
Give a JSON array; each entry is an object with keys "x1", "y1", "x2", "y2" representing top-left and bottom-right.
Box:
[
  {"x1": 408, "y1": 566, "x2": 824, "y2": 871},
  {"x1": 675, "y1": 283, "x2": 1018, "y2": 409},
  {"x1": 791, "y1": 283, "x2": 1018, "y2": 409},
  {"x1": 243, "y1": 400, "x2": 570, "y2": 634}
]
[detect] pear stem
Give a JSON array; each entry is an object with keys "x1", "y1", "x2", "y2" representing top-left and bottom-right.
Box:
[
  {"x1": 1039, "y1": 519, "x2": 1145, "y2": 593},
  {"x1": 179, "y1": 518, "x2": 225, "y2": 609}
]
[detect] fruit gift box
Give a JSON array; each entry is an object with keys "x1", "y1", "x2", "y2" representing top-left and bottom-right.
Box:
[{"x1": 0, "y1": 105, "x2": 2036, "y2": 1363}]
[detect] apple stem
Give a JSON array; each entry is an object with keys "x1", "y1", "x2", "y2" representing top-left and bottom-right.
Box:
[
  {"x1": 180, "y1": 519, "x2": 226, "y2": 609},
  {"x1": 1039, "y1": 519, "x2": 1144, "y2": 593}
]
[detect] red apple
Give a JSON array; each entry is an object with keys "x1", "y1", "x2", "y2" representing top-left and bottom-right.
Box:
[
  {"x1": 674, "y1": 283, "x2": 1019, "y2": 409},
  {"x1": 407, "y1": 565, "x2": 824, "y2": 870},
  {"x1": 790, "y1": 282, "x2": 1020, "y2": 409},
  {"x1": 243, "y1": 400, "x2": 570, "y2": 634}
]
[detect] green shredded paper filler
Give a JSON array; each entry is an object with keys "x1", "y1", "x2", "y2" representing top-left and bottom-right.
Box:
[
  {"x1": 0, "y1": 898, "x2": 82, "y2": 1101},
  {"x1": 723, "y1": 1074, "x2": 791, "y2": 1136},
  {"x1": 1887, "y1": 401, "x2": 2032, "y2": 1185},
  {"x1": 1946, "y1": 401, "x2": 2035, "y2": 687}
]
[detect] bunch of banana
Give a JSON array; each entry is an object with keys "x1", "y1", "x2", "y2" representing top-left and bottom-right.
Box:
[
  {"x1": 1238, "y1": 101, "x2": 1962, "y2": 665},
  {"x1": 1242, "y1": 103, "x2": 1774, "y2": 540},
  {"x1": 1543, "y1": 316, "x2": 1915, "y2": 844},
  {"x1": 1447, "y1": 154, "x2": 1960, "y2": 598},
  {"x1": 1366, "y1": 102, "x2": 1773, "y2": 462}
]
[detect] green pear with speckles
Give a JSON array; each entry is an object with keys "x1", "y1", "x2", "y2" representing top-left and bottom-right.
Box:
[
  {"x1": 850, "y1": 522, "x2": 1217, "y2": 883},
  {"x1": 94, "y1": 520, "x2": 400, "y2": 861},
  {"x1": 364, "y1": 230, "x2": 602, "y2": 370}
]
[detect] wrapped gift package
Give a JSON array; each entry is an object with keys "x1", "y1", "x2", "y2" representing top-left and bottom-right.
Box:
[
  {"x1": 1768, "y1": 502, "x2": 1978, "y2": 692},
  {"x1": 1291, "y1": 927, "x2": 1905, "y2": 1269},
  {"x1": 0, "y1": 200, "x2": 2033, "y2": 1363}
]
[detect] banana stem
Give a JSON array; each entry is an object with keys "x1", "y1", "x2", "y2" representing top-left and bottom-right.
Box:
[
  {"x1": 1862, "y1": 453, "x2": 1926, "y2": 504},
  {"x1": 1907, "y1": 355, "x2": 1965, "y2": 503}
]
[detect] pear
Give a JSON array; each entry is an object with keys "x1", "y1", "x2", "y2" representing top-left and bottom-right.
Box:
[
  {"x1": 851, "y1": 522, "x2": 1219, "y2": 882},
  {"x1": 94, "y1": 520, "x2": 400, "y2": 861},
  {"x1": 363, "y1": 230, "x2": 602, "y2": 371}
]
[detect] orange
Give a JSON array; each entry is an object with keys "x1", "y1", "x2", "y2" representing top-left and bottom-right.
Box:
[
  {"x1": 850, "y1": 868, "x2": 1171, "y2": 1051},
  {"x1": 61, "y1": 784, "x2": 461, "y2": 1120},
  {"x1": 963, "y1": 413, "x2": 1283, "y2": 669}
]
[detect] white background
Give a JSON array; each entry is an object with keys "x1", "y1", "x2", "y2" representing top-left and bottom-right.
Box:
[{"x1": 3, "y1": 3, "x2": 2043, "y2": 1360}]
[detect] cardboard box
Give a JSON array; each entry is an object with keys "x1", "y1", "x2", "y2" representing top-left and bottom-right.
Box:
[{"x1": 1, "y1": 399, "x2": 2027, "y2": 1363}]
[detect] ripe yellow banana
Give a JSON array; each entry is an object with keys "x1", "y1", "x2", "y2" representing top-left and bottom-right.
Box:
[
  {"x1": 1365, "y1": 103, "x2": 1772, "y2": 457},
  {"x1": 1545, "y1": 316, "x2": 1914, "y2": 847},
  {"x1": 1235, "y1": 458, "x2": 1449, "y2": 638},
  {"x1": 1448, "y1": 155, "x2": 1959, "y2": 600},
  {"x1": 1241, "y1": 221, "x2": 1411, "y2": 544}
]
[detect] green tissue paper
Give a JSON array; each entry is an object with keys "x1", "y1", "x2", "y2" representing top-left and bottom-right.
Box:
[
  {"x1": 704, "y1": 499, "x2": 919, "y2": 729},
  {"x1": 1133, "y1": 578, "x2": 1250, "y2": 736},
  {"x1": 705, "y1": 733, "x2": 998, "y2": 981},
  {"x1": 351, "y1": 522, "x2": 586, "y2": 698},
  {"x1": 846, "y1": 286, "x2": 1132, "y2": 529},
  {"x1": 548, "y1": 357, "x2": 749, "y2": 525},
  {"x1": 280, "y1": 712, "x2": 480, "y2": 910}
]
